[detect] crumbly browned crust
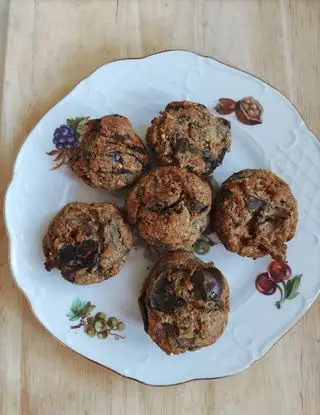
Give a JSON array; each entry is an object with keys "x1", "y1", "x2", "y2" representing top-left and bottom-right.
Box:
[
  {"x1": 68, "y1": 115, "x2": 149, "y2": 191},
  {"x1": 138, "y1": 251, "x2": 229, "y2": 355},
  {"x1": 214, "y1": 169, "x2": 298, "y2": 261},
  {"x1": 43, "y1": 202, "x2": 132, "y2": 285},
  {"x1": 146, "y1": 101, "x2": 231, "y2": 176},
  {"x1": 125, "y1": 166, "x2": 212, "y2": 250}
]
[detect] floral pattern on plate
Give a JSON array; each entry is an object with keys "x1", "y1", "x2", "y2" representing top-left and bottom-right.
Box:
[
  {"x1": 67, "y1": 298, "x2": 125, "y2": 340},
  {"x1": 47, "y1": 117, "x2": 89, "y2": 169},
  {"x1": 215, "y1": 97, "x2": 263, "y2": 125},
  {"x1": 255, "y1": 261, "x2": 302, "y2": 309}
]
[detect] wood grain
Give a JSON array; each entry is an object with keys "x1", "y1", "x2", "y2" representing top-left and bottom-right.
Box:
[{"x1": 0, "y1": 0, "x2": 319, "y2": 414}]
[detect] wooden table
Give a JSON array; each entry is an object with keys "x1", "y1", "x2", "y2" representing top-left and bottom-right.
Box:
[{"x1": 1, "y1": 1, "x2": 319, "y2": 414}]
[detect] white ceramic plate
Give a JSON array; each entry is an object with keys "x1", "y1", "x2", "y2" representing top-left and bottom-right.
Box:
[{"x1": 5, "y1": 50, "x2": 320, "y2": 386}]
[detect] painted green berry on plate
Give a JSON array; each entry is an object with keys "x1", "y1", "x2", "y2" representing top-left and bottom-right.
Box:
[
  {"x1": 95, "y1": 312, "x2": 106, "y2": 321},
  {"x1": 193, "y1": 239, "x2": 210, "y2": 255},
  {"x1": 97, "y1": 331, "x2": 108, "y2": 339},
  {"x1": 117, "y1": 322, "x2": 126, "y2": 331},
  {"x1": 107, "y1": 317, "x2": 118, "y2": 329},
  {"x1": 94, "y1": 319, "x2": 108, "y2": 333},
  {"x1": 83, "y1": 324, "x2": 96, "y2": 337}
]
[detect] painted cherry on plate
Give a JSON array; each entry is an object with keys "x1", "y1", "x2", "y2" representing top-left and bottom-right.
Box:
[
  {"x1": 255, "y1": 261, "x2": 302, "y2": 309},
  {"x1": 255, "y1": 273, "x2": 277, "y2": 295},
  {"x1": 269, "y1": 261, "x2": 292, "y2": 283}
]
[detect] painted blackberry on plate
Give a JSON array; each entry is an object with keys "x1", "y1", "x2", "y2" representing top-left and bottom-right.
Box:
[{"x1": 47, "y1": 117, "x2": 89, "y2": 169}]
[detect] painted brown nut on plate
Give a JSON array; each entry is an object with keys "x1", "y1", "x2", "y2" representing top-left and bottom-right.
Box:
[
  {"x1": 235, "y1": 97, "x2": 263, "y2": 125},
  {"x1": 215, "y1": 98, "x2": 237, "y2": 115}
]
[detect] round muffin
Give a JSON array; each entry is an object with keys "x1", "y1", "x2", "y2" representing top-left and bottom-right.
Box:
[
  {"x1": 138, "y1": 251, "x2": 230, "y2": 355},
  {"x1": 68, "y1": 115, "x2": 149, "y2": 191},
  {"x1": 125, "y1": 166, "x2": 212, "y2": 250},
  {"x1": 43, "y1": 202, "x2": 132, "y2": 285},
  {"x1": 214, "y1": 169, "x2": 298, "y2": 261},
  {"x1": 146, "y1": 101, "x2": 231, "y2": 176}
]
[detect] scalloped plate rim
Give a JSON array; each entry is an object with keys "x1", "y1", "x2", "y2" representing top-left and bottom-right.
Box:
[{"x1": 4, "y1": 49, "x2": 320, "y2": 386}]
